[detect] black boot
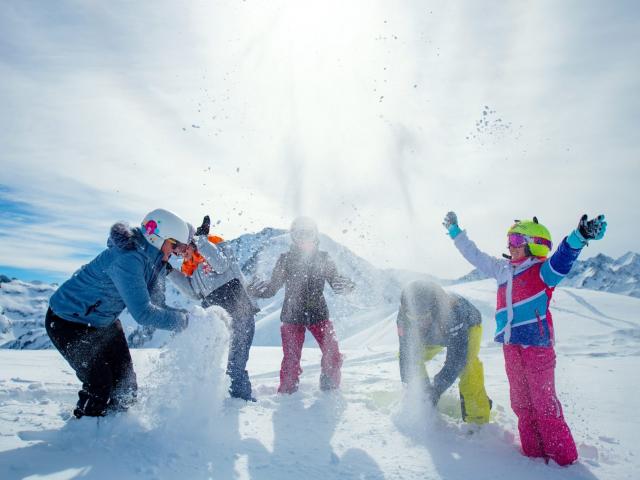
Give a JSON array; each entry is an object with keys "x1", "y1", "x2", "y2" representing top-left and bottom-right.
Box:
[
  {"x1": 74, "y1": 390, "x2": 108, "y2": 418},
  {"x1": 229, "y1": 370, "x2": 256, "y2": 402}
]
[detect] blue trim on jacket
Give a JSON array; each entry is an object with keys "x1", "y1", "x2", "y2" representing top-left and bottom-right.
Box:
[
  {"x1": 542, "y1": 236, "x2": 582, "y2": 286},
  {"x1": 495, "y1": 320, "x2": 552, "y2": 346}
]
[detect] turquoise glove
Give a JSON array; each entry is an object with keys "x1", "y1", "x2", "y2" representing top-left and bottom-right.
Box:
[
  {"x1": 567, "y1": 214, "x2": 607, "y2": 249},
  {"x1": 443, "y1": 211, "x2": 462, "y2": 239}
]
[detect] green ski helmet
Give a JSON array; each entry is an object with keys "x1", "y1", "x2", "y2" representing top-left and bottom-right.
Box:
[{"x1": 507, "y1": 216, "x2": 553, "y2": 257}]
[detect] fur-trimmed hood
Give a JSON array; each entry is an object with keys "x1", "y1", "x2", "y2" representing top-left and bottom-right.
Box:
[
  {"x1": 107, "y1": 222, "x2": 141, "y2": 251},
  {"x1": 49, "y1": 221, "x2": 186, "y2": 331}
]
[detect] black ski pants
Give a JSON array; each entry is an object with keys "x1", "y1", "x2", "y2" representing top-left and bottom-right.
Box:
[{"x1": 45, "y1": 308, "x2": 138, "y2": 414}]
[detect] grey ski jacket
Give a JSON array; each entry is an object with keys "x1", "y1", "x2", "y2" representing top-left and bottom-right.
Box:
[{"x1": 168, "y1": 236, "x2": 256, "y2": 308}]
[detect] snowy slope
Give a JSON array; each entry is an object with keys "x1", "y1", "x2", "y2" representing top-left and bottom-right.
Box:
[
  {"x1": 0, "y1": 279, "x2": 57, "y2": 349},
  {"x1": 0, "y1": 281, "x2": 638, "y2": 479}
]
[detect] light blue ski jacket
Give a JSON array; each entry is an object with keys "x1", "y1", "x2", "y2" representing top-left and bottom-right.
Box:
[{"x1": 49, "y1": 223, "x2": 187, "y2": 331}]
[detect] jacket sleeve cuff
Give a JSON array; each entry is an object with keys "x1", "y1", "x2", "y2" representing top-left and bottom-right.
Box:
[
  {"x1": 448, "y1": 224, "x2": 462, "y2": 239},
  {"x1": 567, "y1": 230, "x2": 587, "y2": 249}
]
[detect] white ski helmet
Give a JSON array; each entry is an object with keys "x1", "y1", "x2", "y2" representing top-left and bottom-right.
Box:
[
  {"x1": 290, "y1": 216, "x2": 318, "y2": 244},
  {"x1": 186, "y1": 223, "x2": 196, "y2": 245},
  {"x1": 141, "y1": 209, "x2": 190, "y2": 248}
]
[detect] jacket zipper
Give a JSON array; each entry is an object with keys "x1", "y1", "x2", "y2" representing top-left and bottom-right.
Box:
[{"x1": 535, "y1": 308, "x2": 544, "y2": 337}]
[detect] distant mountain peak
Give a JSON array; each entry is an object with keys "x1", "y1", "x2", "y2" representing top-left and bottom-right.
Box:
[{"x1": 613, "y1": 251, "x2": 640, "y2": 268}]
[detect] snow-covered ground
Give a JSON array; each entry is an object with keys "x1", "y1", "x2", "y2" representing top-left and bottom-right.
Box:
[{"x1": 1, "y1": 280, "x2": 638, "y2": 479}]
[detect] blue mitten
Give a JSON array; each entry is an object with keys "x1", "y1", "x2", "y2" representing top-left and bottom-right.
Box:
[
  {"x1": 443, "y1": 211, "x2": 462, "y2": 239},
  {"x1": 567, "y1": 214, "x2": 607, "y2": 248}
]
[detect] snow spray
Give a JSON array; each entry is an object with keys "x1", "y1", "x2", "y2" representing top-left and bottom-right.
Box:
[
  {"x1": 140, "y1": 306, "x2": 230, "y2": 441},
  {"x1": 392, "y1": 379, "x2": 438, "y2": 439}
]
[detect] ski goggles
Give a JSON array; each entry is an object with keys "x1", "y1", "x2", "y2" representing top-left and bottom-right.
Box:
[
  {"x1": 166, "y1": 238, "x2": 188, "y2": 254},
  {"x1": 508, "y1": 233, "x2": 552, "y2": 249},
  {"x1": 291, "y1": 230, "x2": 316, "y2": 242}
]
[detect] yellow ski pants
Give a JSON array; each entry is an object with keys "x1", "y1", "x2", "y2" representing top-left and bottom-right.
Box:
[{"x1": 422, "y1": 325, "x2": 491, "y2": 424}]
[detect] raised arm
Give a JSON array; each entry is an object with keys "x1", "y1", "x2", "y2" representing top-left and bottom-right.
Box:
[
  {"x1": 194, "y1": 235, "x2": 230, "y2": 274},
  {"x1": 541, "y1": 214, "x2": 607, "y2": 286},
  {"x1": 443, "y1": 211, "x2": 505, "y2": 279}
]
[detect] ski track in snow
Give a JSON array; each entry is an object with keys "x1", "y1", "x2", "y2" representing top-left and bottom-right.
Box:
[
  {"x1": 560, "y1": 290, "x2": 637, "y2": 328},
  {"x1": 0, "y1": 283, "x2": 639, "y2": 479}
]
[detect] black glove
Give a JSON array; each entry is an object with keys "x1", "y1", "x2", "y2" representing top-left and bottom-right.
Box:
[
  {"x1": 196, "y1": 215, "x2": 211, "y2": 236},
  {"x1": 578, "y1": 214, "x2": 607, "y2": 240}
]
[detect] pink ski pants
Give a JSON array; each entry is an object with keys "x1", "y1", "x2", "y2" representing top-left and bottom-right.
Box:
[
  {"x1": 503, "y1": 344, "x2": 578, "y2": 466},
  {"x1": 279, "y1": 320, "x2": 342, "y2": 394}
]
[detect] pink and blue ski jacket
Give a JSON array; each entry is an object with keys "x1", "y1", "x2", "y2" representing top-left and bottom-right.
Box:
[{"x1": 453, "y1": 232, "x2": 582, "y2": 346}]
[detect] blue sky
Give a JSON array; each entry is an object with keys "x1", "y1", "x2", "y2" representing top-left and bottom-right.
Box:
[{"x1": 0, "y1": 0, "x2": 638, "y2": 283}]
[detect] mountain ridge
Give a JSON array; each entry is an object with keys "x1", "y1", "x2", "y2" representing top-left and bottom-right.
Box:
[{"x1": 2, "y1": 228, "x2": 637, "y2": 349}]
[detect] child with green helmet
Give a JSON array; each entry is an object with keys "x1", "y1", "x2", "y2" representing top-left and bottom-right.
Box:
[
  {"x1": 507, "y1": 218, "x2": 553, "y2": 258},
  {"x1": 442, "y1": 211, "x2": 606, "y2": 466}
]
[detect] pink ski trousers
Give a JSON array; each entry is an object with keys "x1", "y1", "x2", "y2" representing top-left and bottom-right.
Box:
[
  {"x1": 279, "y1": 320, "x2": 343, "y2": 394},
  {"x1": 503, "y1": 344, "x2": 578, "y2": 466}
]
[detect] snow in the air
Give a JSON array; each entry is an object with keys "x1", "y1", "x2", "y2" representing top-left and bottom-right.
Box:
[{"x1": 1, "y1": 1, "x2": 638, "y2": 479}]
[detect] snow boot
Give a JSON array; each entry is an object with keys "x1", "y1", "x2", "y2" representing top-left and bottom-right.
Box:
[
  {"x1": 74, "y1": 390, "x2": 108, "y2": 418},
  {"x1": 319, "y1": 372, "x2": 339, "y2": 391},
  {"x1": 229, "y1": 370, "x2": 256, "y2": 401}
]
